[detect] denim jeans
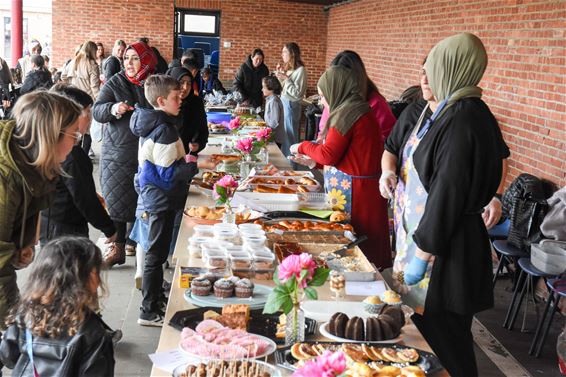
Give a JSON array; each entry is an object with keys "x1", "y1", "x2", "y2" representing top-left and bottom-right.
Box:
[
  {"x1": 281, "y1": 96, "x2": 302, "y2": 157},
  {"x1": 140, "y1": 210, "x2": 176, "y2": 315}
]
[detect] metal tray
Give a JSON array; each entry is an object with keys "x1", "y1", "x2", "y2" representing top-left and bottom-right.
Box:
[
  {"x1": 274, "y1": 341, "x2": 443, "y2": 374},
  {"x1": 169, "y1": 306, "x2": 317, "y2": 345}
]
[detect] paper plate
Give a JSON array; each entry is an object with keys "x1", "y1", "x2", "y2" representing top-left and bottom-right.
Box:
[
  {"x1": 184, "y1": 284, "x2": 272, "y2": 310},
  {"x1": 319, "y1": 322, "x2": 403, "y2": 344},
  {"x1": 179, "y1": 333, "x2": 277, "y2": 361}
]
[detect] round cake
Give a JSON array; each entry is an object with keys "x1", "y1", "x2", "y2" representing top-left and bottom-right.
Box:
[
  {"x1": 328, "y1": 305, "x2": 405, "y2": 341},
  {"x1": 234, "y1": 278, "x2": 254, "y2": 298},
  {"x1": 191, "y1": 277, "x2": 212, "y2": 296},
  {"x1": 345, "y1": 316, "x2": 365, "y2": 341},
  {"x1": 328, "y1": 312, "x2": 349, "y2": 338},
  {"x1": 213, "y1": 278, "x2": 235, "y2": 298}
]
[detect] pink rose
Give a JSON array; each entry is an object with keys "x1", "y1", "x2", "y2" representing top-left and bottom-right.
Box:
[
  {"x1": 292, "y1": 360, "x2": 325, "y2": 377},
  {"x1": 278, "y1": 254, "x2": 302, "y2": 283},
  {"x1": 255, "y1": 127, "x2": 272, "y2": 141},
  {"x1": 228, "y1": 117, "x2": 240, "y2": 130},
  {"x1": 235, "y1": 138, "x2": 254, "y2": 154},
  {"x1": 216, "y1": 175, "x2": 238, "y2": 189}
]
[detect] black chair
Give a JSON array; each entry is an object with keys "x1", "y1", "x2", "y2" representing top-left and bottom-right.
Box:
[
  {"x1": 492, "y1": 239, "x2": 528, "y2": 289},
  {"x1": 529, "y1": 278, "x2": 565, "y2": 357}
]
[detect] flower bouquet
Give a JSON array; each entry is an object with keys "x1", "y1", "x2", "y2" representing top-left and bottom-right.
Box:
[
  {"x1": 212, "y1": 175, "x2": 239, "y2": 223},
  {"x1": 228, "y1": 117, "x2": 241, "y2": 134},
  {"x1": 264, "y1": 253, "x2": 329, "y2": 344},
  {"x1": 292, "y1": 350, "x2": 346, "y2": 377}
]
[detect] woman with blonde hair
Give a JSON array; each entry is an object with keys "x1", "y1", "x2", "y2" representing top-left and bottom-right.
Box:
[
  {"x1": 0, "y1": 91, "x2": 82, "y2": 340},
  {"x1": 69, "y1": 41, "x2": 101, "y2": 99},
  {"x1": 275, "y1": 42, "x2": 308, "y2": 156},
  {"x1": 0, "y1": 237, "x2": 115, "y2": 376}
]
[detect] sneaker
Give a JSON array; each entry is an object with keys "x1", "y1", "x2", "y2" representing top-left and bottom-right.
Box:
[
  {"x1": 125, "y1": 244, "x2": 136, "y2": 256},
  {"x1": 137, "y1": 311, "x2": 164, "y2": 327},
  {"x1": 135, "y1": 276, "x2": 142, "y2": 290},
  {"x1": 103, "y1": 243, "x2": 126, "y2": 268}
]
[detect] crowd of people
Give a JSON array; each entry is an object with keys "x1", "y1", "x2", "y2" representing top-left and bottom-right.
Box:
[{"x1": 0, "y1": 32, "x2": 511, "y2": 376}]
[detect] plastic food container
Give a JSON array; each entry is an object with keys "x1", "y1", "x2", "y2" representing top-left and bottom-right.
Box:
[
  {"x1": 247, "y1": 246, "x2": 273, "y2": 258},
  {"x1": 193, "y1": 224, "x2": 215, "y2": 238},
  {"x1": 230, "y1": 255, "x2": 253, "y2": 269},
  {"x1": 254, "y1": 269, "x2": 275, "y2": 280},
  {"x1": 242, "y1": 234, "x2": 267, "y2": 248},
  {"x1": 531, "y1": 242, "x2": 566, "y2": 275},
  {"x1": 206, "y1": 255, "x2": 228, "y2": 269},
  {"x1": 213, "y1": 228, "x2": 240, "y2": 244},
  {"x1": 238, "y1": 223, "x2": 264, "y2": 232},
  {"x1": 239, "y1": 228, "x2": 266, "y2": 238},
  {"x1": 213, "y1": 223, "x2": 238, "y2": 232},
  {"x1": 253, "y1": 255, "x2": 275, "y2": 269},
  {"x1": 224, "y1": 245, "x2": 248, "y2": 257},
  {"x1": 231, "y1": 268, "x2": 255, "y2": 279}
]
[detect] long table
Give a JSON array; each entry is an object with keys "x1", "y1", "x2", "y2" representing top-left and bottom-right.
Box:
[{"x1": 150, "y1": 143, "x2": 448, "y2": 377}]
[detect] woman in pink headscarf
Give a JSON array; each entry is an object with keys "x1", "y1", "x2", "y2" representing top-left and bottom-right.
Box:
[{"x1": 92, "y1": 41, "x2": 157, "y2": 267}]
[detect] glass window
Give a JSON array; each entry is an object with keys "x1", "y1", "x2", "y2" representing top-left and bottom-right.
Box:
[{"x1": 183, "y1": 14, "x2": 216, "y2": 34}]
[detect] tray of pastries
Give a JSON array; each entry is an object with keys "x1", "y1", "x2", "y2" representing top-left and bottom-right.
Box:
[
  {"x1": 173, "y1": 360, "x2": 281, "y2": 377},
  {"x1": 257, "y1": 219, "x2": 353, "y2": 233},
  {"x1": 192, "y1": 172, "x2": 241, "y2": 194},
  {"x1": 210, "y1": 154, "x2": 242, "y2": 163},
  {"x1": 184, "y1": 206, "x2": 261, "y2": 223},
  {"x1": 275, "y1": 341, "x2": 441, "y2": 376},
  {"x1": 207, "y1": 122, "x2": 230, "y2": 134},
  {"x1": 241, "y1": 175, "x2": 321, "y2": 193}
]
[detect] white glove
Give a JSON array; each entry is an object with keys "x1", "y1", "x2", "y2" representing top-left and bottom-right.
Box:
[
  {"x1": 289, "y1": 154, "x2": 316, "y2": 169},
  {"x1": 379, "y1": 170, "x2": 397, "y2": 199},
  {"x1": 289, "y1": 143, "x2": 301, "y2": 155}
]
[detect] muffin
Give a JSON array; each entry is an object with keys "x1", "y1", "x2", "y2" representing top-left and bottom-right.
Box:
[
  {"x1": 213, "y1": 278, "x2": 235, "y2": 298},
  {"x1": 202, "y1": 273, "x2": 221, "y2": 285},
  {"x1": 363, "y1": 296, "x2": 385, "y2": 314},
  {"x1": 234, "y1": 278, "x2": 254, "y2": 298},
  {"x1": 191, "y1": 277, "x2": 212, "y2": 296},
  {"x1": 381, "y1": 290, "x2": 402, "y2": 305}
]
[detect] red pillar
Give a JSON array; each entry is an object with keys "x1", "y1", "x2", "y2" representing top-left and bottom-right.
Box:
[{"x1": 11, "y1": 0, "x2": 23, "y2": 68}]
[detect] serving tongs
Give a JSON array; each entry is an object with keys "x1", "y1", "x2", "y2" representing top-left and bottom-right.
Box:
[{"x1": 324, "y1": 235, "x2": 368, "y2": 260}]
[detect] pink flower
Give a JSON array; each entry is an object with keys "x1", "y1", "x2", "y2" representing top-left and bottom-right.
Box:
[
  {"x1": 235, "y1": 138, "x2": 254, "y2": 154},
  {"x1": 299, "y1": 253, "x2": 316, "y2": 287},
  {"x1": 278, "y1": 254, "x2": 302, "y2": 283},
  {"x1": 255, "y1": 127, "x2": 272, "y2": 141},
  {"x1": 292, "y1": 361, "x2": 324, "y2": 377},
  {"x1": 293, "y1": 351, "x2": 346, "y2": 377},
  {"x1": 216, "y1": 175, "x2": 238, "y2": 189},
  {"x1": 228, "y1": 117, "x2": 240, "y2": 130}
]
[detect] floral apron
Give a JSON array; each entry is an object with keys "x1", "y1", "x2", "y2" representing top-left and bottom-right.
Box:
[
  {"x1": 389, "y1": 105, "x2": 435, "y2": 314},
  {"x1": 324, "y1": 166, "x2": 379, "y2": 215}
]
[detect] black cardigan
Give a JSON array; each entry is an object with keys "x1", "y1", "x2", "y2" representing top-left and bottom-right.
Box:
[
  {"x1": 385, "y1": 98, "x2": 509, "y2": 315},
  {"x1": 176, "y1": 94, "x2": 209, "y2": 155}
]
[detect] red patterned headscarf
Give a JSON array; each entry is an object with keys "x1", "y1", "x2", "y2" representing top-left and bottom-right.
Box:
[{"x1": 124, "y1": 42, "x2": 157, "y2": 86}]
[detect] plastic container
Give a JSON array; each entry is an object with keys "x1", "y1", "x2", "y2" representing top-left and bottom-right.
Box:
[
  {"x1": 230, "y1": 255, "x2": 253, "y2": 269},
  {"x1": 254, "y1": 269, "x2": 275, "y2": 280},
  {"x1": 213, "y1": 223, "x2": 238, "y2": 232},
  {"x1": 253, "y1": 254, "x2": 275, "y2": 269},
  {"x1": 238, "y1": 223, "x2": 264, "y2": 232},
  {"x1": 193, "y1": 224, "x2": 215, "y2": 238},
  {"x1": 213, "y1": 228, "x2": 240, "y2": 244},
  {"x1": 206, "y1": 255, "x2": 228, "y2": 270},
  {"x1": 232, "y1": 268, "x2": 255, "y2": 279},
  {"x1": 224, "y1": 245, "x2": 248, "y2": 257},
  {"x1": 248, "y1": 246, "x2": 273, "y2": 258},
  {"x1": 242, "y1": 234, "x2": 267, "y2": 248},
  {"x1": 239, "y1": 228, "x2": 266, "y2": 238},
  {"x1": 531, "y1": 242, "x2": 566, "y2": 275}
]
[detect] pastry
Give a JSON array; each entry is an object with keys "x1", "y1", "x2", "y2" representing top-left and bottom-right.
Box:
[
  {"x1": 255, "y1": 184, "x2": 278, "y2": 193},
  {"x1": 190, "y1": 277, "x2": 211, "y2": 296},
  {"x1": 213, "y1": 278, "x2": 234, "y2": 298},
  {"x1": 203, "y1": 309, "x2": 220, "y2": 320},
  {"x1": 381, "y1": 290, "x2": 402, "y2": 305},
  {"x1": 396, "y1": 348, "x2": 420, "y2": 363},
  {"x1": 345, "y1": 316, "x2": 365, "y2": 341},
  {"x1": 400, "y1": 365, "x2": 426, "y2": 377},
  {"x1": 378, "y1": 366, "x2": 402, "y2": 377},
  {"x1": 299, "y1": 177, "x2": 317, "y2": 186},
  {"x1": 296, "y1": 185, "x2": 309, "y2": 193},
  {"x1": 254, "y1": 270, "x2": 274, "y2": 280},
  {"x1": 234, "y1": 278, "x2": 254, "y2": 298},
  {"x1": 202, "y1": 273, "x2": 221, "y2": 284},
  {"x1": 328, "y1": 312, "x2": 349, "y2": 338},
  {"x1": 364, "y1": 296, "x2": 383, "y2": 305},
  {"x1": 330, "y1": 211, "x2": 348, "y2": 222},
  {"x1": 341, "y1": 344, "x2": 368, "y2": 363},
  {"x1": 196, "y1": 206, "x2": 210, "y2": 218},
  {"x1": 278, "y1": 185, "x2": 296, "y2": 193}
]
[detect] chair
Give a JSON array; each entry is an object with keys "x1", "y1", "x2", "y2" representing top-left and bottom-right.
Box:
[
  {"x1": 488, "y1": 218, "x2": 510, "y2": 240},
  {"x1": 492, "y1": 239, "x2": 528, "y2": 288},
  {"x1": 194, "y1": 42, "x2": 211, "y2": 56},
  {"x1": 529, "y1": 278, "x2": 566, "y2": 357},
  {"x1": 503, "y1": 257, "x2": 557, "y2": 331}
]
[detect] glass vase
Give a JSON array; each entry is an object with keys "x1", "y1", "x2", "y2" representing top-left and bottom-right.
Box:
[
  {"x1": 239, "y1": 154, "x2": 253, "y2": 178},
  {"x1": 285, "y1": 303, "x2": 305, "y2": 346},
  {"x1": 222, "y1": 204, "x2": 236, "y2": 224},
  {"x1": 257, "y1": 146, "x2": 269, "y2": 165}
]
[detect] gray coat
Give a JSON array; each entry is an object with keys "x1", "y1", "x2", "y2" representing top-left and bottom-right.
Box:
[{"x1": 92, "y1": 72, "x2": 151, "y2": 223}]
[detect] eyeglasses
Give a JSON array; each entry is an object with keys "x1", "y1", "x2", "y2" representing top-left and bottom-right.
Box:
[{"x1": 61, "y1": 131, "x2": 82, "y2": 141}]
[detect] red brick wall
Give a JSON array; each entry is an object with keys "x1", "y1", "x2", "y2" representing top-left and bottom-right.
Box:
[
  {"x1": 326, "y1": 0, "x2": 566, "y2": 188},
  {"x1": 52, "y1": 0, "x2": 328, "y2": 94}
]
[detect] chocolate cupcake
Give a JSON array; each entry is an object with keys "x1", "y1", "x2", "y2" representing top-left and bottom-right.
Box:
[
  {"x1": 213, "y1": 278, "x2": 235, "y2": 298},
  {"x1": 202, "y1": 273, "x2": 221, "y2": 285},
  {"x1": 191, "y1": 277, "x2": 212, "y2": 296},
  {"x1": 234, "y1": 278, "x2": 254, "y2": 298}
]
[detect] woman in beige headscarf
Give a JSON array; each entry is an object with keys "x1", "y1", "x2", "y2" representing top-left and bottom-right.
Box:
[{"x1": 380, "y1": 33, "x2": 509, "y2": 376}]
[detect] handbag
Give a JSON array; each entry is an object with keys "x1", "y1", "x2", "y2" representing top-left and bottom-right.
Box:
[{"x1": 508, "y1": 193, "x2": 548, "y2": 251}]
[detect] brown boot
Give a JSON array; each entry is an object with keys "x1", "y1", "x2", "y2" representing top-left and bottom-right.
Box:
[{"x1": 103, "y1": 242, "x2": 126, "y2": 268}]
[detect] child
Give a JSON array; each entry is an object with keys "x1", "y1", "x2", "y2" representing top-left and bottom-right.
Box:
[
  {"x1": 19, "y1": 54, "x2": 53, "y2": 95},
  {"x1": 262, "y1": 75, "x2": 285, "y2": 148},
  {"x1": 130, "y1": 74, "x2": 198, "y2": 326},
  {"x1": 0, "y1": 237, "x2": 115, "y2": 376},
  {"x1": 200, "y1": 67, "x2": 227, "y2": 96}
]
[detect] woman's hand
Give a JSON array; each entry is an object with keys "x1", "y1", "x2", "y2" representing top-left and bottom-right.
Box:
[
  {"x1": 289, "y1": 143, "x2": 301, "y2": 155},
  {"x1": 288, "y1": 154, "x2": 316, "y2": 169},
  {"x1": 115, "y1": 101, "x2": 134, "y2": 115},
  {"x1": 379, "y1": 170, "x2": 397, "y2": 199},
  {"x1": 11, "y1": 246, "x2": 35, "y2": 270},
  {"x1": 189, "y1": 143, "x2": 199, "y2": 153},
  {"x1": 482, "y1": 196, "x2": 502, "y2": 229}
]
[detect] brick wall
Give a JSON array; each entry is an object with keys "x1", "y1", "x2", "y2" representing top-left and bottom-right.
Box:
[
  {"x1": 52, "y1": 0, "x2": 327, "y2": 93},
  {"x1": 326, "y1": 0, "x2": 566, "y2": 188}
]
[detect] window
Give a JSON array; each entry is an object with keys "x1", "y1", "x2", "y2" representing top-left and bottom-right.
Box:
[
  {"x1": 3, "y1": 17, "x2": 29, "y2": 60},
  {"x1": 179, "y1": 10, "x2": 220, "y2": 36}
]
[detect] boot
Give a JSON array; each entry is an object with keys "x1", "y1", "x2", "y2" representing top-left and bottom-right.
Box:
[
  {"x1": 125, "y1": 244, "x2": 136, "y2": 256},
  {"x1": 103, "y1": 242, "x2": 126, "y2": 268}
]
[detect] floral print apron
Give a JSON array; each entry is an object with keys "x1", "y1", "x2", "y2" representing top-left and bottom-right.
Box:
[
  {"x1": 324, "y1": 166, "x2": 379, "y2": 215},
  {"x1": 389, "y1": 106, "x2": 435, "y2": 315}
]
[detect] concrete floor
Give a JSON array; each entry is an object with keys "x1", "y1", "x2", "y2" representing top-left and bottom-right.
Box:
[{"x1": 2, "y1": 139, "x2": 564, "y2": 376}]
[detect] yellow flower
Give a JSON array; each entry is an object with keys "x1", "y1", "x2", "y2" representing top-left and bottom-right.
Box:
[
  {"x1": 418, "y1": 277, "x2": 430, "y2": 289},
  {"x1": 327, "y1": 188, "x2": 347, "y2": 211}
]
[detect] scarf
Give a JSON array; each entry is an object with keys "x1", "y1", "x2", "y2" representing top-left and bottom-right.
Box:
[
  {"x1": 424, "y1": 33, "x2": 488, "y2": 119},
  {"x1": 124, "y1": 42, "x2": 157, "y2": 86},
  {"x1": 318, "y1": 65, "x2": 370, "y2": 136}
]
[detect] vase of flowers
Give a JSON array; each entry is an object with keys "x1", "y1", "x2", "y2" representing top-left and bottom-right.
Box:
[
  {"x1": 292, "y1": 350, "x2": 346, "y2": 377},
  {"x1": 228, "y1": 116, "x2": 241, "y2": 134},
  {"x1": 264, "y1": 253, "x2": 329, "y2": 345},
  {"x1": 235, "y1": 137, "x2": 255, "y2": 178},
  {"x1": 212, "y1": 175, "x2": 238, "y2": 224},
  {"x1": 254, "y1": 128, "x2": 274, "y2": 165}
]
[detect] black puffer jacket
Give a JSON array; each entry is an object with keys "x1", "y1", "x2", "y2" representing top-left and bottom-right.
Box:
[
  {"x1": 0, "y1": 311, "x2": 115, "y2": 377},
  {"x1": 232, "y1": 55, "x2": 269, "y2": 108},
  {"x1": 19, "y1": 69, "x2": 53, "y2": 95},
  {"x1": 178, "y1": 94, "x2": 208, "y2": 155},
  {"x1": 92, "y1": 71, "x2": 151, "y2": 222}
]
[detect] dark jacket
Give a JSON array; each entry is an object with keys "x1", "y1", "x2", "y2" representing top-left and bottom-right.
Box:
[
  {"x1": 0, "y1": 311, "x2": 115, "y2": 377},
  {"x1": 177, "y1": 93, "x2": 209, "y2": 155},
  {"x1": 130, "y1": 106, "x2": 198, "y2": 215},
  {"x1": 40, "y1": 145, "x2": 115, "y2": 239},
  {"x1": 200, "y1": 76, "x2": 227, "y2": 95},
  {"x1": 152, "y1": 47, "x2": 168, "y2": 74},
  {"x1": 19, "y1": 69, "x2": 53, "y2": 95},
  {"x1": 385, "y1": 98, "x2": 509, "y2": 315},
  {"x1": 92, "y1": 71, "x2": 152, "y2": 222},
  {"x1": 0, "y1": 121, "x2": 55, "y2": 323},
  {"x1": 232, "y1": 55, "x2": 269, "y2": 108},
  {"x1": 102, "y1": 55, "x2": 121, "y2": 82}
]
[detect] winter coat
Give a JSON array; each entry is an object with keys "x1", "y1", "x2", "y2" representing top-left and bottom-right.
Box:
[
  {"x1": 102, "y1": 56, "x2": 121, "y2": 82},
  {"x1": 130, "y1": 106, "x2": 198, "y2": 215},
  {"x1": 0, "y1": 120, "x2": 55, "y2": 325},
  {"x1": 68, "y1": 59, "x2": 101, "y2": 99},
  {"x1": 40, "y1": 145, "x2": 115, "y2": 239},
  {"x1": 19, "y1": 69, "x2": 53, "y2": 95},
  {"x1": 92, "y1": 72, "x2": 151, "y2": 223},
  {"x1": 176, "y1": 93, "x2": 209, "y2": 155},
  {"x1": 541, "y1": 186, "x2": 566, "y2": 241},
  {"x1": 201, "y1": 76, "x2": 227, "y2": 95},
  {"x1": 0, "y1": 311, "x2": 115, "y2": 377},
  {"x1": 232, "y1": 55, "x2": 269, "y2": 108}
]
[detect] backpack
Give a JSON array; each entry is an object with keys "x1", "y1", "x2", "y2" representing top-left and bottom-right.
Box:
[{"x1": 504, "y1": 174, "x2": 549, "y2": 251}]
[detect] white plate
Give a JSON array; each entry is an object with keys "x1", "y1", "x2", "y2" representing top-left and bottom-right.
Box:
[
  {"x1": 319, "y1": 322, "x2": 403, "y2": 344},
  {"x1": 173, "y1": 360, "x2": 281, "y2": 377},
  {"x1": 184, "y1": 284, "x2": 272, "y2": 310},
  {"x1": 178, "y1": 333, "x2": 277, "y2": 361}
]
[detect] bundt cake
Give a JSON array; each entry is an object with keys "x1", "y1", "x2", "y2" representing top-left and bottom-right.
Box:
[{"x1": 327, "y1": 305, "x2": 405, "y2": 341}]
